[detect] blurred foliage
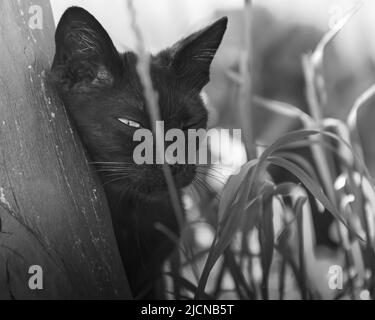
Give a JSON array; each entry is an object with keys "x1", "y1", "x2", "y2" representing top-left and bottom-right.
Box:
[{"x1": 164, "y1": 3, "x2": 375, "y2": 300}]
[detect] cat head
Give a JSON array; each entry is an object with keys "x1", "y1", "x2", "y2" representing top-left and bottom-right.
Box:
[{"x1": 52, "y1": 7, "x2": 227, "y2": 200}]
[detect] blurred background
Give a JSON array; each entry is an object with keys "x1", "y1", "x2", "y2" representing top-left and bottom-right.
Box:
[
  {"x1": 50, "y1": 0, "x2": 375, "y2": 300},
  {"x1": 51, "y1": 0, "x2": 375, "y2": 173}
]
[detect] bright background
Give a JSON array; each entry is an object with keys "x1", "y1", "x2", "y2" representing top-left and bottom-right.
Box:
[
  {"x1": 50, "y1": 0, "x2": 375, "y2": 56},
  {"x1": 50, "y1": 0, "x2": 375, "y2": 173}
]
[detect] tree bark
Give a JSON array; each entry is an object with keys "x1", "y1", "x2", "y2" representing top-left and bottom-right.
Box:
[{"x1": 0, "y1": 0, "x2": 131, "y2": 299}]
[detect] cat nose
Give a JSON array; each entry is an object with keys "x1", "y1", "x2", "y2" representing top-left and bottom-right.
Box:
[{"x1": 165, "y1": 163, "x2": 179, "y2": 175}]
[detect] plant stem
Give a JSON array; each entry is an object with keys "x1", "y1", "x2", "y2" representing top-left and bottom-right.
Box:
[
  {"x1": 127, "y1": 0, "x2": 184, "y2": 228},
  {"x1": 238, "y1": 0, "x2": 256, "y2": 160}
]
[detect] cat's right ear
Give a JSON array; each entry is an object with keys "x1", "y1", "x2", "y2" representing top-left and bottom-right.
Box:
[
  {"x1": 166, "y1": 17, "x2": 228, "y2": 90},
  {"x1": 52, "y1": 7, "x2": 122, "y2": 92}
]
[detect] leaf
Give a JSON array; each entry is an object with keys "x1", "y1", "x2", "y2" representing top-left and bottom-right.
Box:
[
  {"x1": 247, "y1": 130, "x2": 322, "y2": 200},
  {"x1": 268, "y1": 156, "x2": 364, "y2": 242},
  {"x1": 347, "y1": 83, "x2": 375, "y2": 161},
  {"x1": 259, "y1": 130, "x2": 320, "y2": 163},
  {"x1": 277, "y1": 129, "x2": 370, "y2": 182},
  {"x1": 224, "y1": 250, "x2": 255, "y2": 300},
  {"x1": 218, "y1": 159, "x2": 258, "y2": 222},
  {"x1": 253, "y1": 95, "x2": 315, "y2": 127},
  {"x1": 195, "y1": 196, "x2": 259, "y2": 299},
  {"x1": 196, "y1": 131, "x2": 324, "y2": 299},
  {"x1": 312, "y1": 2, "x2": 363, "y2": 67},
  {"x1": 259, "y1": 194, "x2": 275, "y2": 300},
  {"x1": 295, "y1": 197, "x2": 308, "y2": 300},
  {"x1": 274, "y1": 182, "x2": 301, "y2": 197},
  {"x1": 169, "y1": 251, "x2": 182, "y2": 300},
  {"x1": 303, "y1": 2, "x2": 363, "y2": 117},
  {"x1": 275, "y1": 151, "x2": 320, "y2": 183},
  {"x1": 164, "y1": 273, "x2": 213, "y2": 300}
]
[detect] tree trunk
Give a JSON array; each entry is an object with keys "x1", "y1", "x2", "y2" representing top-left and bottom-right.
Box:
[{"x1": 0, "y1": 0, "x2": 131, "y2": 299}]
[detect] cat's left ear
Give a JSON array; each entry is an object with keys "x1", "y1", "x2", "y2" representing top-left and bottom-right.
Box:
[
  {"x1": 52, "y1": 7, "x2": 122, "y2": 92},
  {"x1": 167, "y1": 17, "x2": 228, "y2": 90}
]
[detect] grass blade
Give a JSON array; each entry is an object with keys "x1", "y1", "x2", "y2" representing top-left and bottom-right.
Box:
[{"x1": 268, "y1": 156, "x2": 364, "y2": 242}]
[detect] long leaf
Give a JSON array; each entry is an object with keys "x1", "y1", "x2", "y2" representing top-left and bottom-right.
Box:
[
  {"x1": 259, "y1": 194, "x2": 275, "y2": 300},
  {"x1": 295, "y1": 197, "x2": 308, "y2": 300},
  {"x1": 195, "y1": 196, "x2": 260, "y2": 299},
  {"x1": 218, "y1": 160, "x2": 258, "y2": 222},
  {"x1": 268, "y1": 156, "x2": 364, "y2": 242}
]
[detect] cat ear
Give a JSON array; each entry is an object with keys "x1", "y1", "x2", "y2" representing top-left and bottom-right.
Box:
[
  {"x1": 169, "y1": 17, "x2": 228, "y2": 90},
  {"x1": 52, "y1": 7, "x2": 122, "y2": 91}
]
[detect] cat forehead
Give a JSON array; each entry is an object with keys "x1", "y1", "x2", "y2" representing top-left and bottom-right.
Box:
[
  {"x1": 119, "y1": 52, "x2": 197, "y2": 98},
  {"x1": 105, "y1": 52, "x2": 206, "y2": 119},
  {"x1": 112, "y1": 82, "x2": 204, "y2": 125}
]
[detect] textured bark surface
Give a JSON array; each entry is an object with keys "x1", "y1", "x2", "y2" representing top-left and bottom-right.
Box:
[{"x1": 0, "y1": 0, "x2": 131, "y2": 299}]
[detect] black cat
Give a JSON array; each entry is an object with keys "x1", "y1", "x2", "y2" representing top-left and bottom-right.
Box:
[{"x1": 52, "y1": 7, "x2": 227, "y2": 299}]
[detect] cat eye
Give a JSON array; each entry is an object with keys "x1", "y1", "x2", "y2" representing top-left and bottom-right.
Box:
[{"x1": 118, "y1": 118, "x2": 142, "y2": 129}]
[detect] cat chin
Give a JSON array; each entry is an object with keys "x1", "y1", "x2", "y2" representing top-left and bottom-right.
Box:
[
  {"x1": 112, "y1": 186, "x2": 174, "y2": 205},
  {"x1": 107, "y1": 178, "x2": 193, "y2": 204},
  {"x1": 103, "y1": 167, "x2": 196, "y2": 204},
  {"x1": 129, "y1": 178, "x2": 192, "y2": 203},
  {"x1": 138, "y1": 189, "x2": 171, "y2": 203}
]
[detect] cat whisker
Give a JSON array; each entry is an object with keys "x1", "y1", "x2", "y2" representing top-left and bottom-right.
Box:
[
  {"x1": 199, "y1": 171, "x2": 225, "y2": 182},
  {"x1": 199, "y1": 174, "x2": 225, "y2": 186},
  {"x1": 195, "y1": 168, "x2": 226, "y2": 184},
  {"x1": 93, "y1": 164, "x2": 134, "y2": 172},
  {"x1": 102, "y1": 172, "x2": 132, "y2": 178},
  {"x1": 195, "y1": 166, "x2": 226, "y2": 176},
  {"x1": 196, "y1": 164, "x2": 234, "y2": 172},
  {"x1": 89, "y1": 161, "x2": 134, "y2": 167},
  {"x1": 193, "y1": 174, "x2": 215, "y2": 196},
  {"x1": 95, "y1": 168, "x2": 133, "y2": 173},
  {"x1": 103, "y1": 177, "x2": 128, "y2": 186},
  {"x1": 89, "y1": 161, "x2": 133, "y2": 164}
]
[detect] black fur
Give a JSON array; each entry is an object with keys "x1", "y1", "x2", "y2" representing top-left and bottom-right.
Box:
[{"x1": 52, "y1": 7, "x2": 227, "y2": 299}]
